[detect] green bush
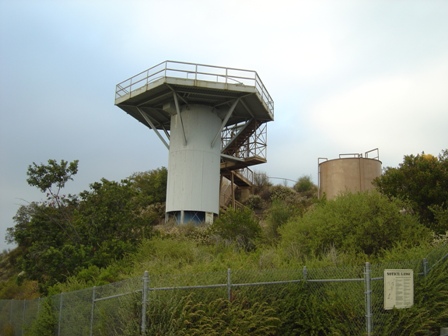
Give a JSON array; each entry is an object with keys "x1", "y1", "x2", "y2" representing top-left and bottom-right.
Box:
[
  {"x1": 27, "y1": 298, "x2": 57, "y2": 336},
  {"x1": 374, "y1": 149, "x2": 448, "y2": 233},
  {"x1": 210, "y1": 208, "x2": 261, "y2": 251},
  {"x1": 279, "y1": 191, "x2": 432, "y2": 261},
  {"x1": 264, "y1": 200, "x2": 299, "y2": 243},
  {"x1": 244, "y1": 194, "x2": 265, "y2": 211}
]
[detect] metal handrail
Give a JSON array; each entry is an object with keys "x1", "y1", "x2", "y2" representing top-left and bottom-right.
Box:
[
  {"x1": 339, "y1": 153, "x2": 363, "y2": 159},
  {"x1": 115, "y1": 60, "x2": 274, "y2": 116},
  {"x1": 365, "y1": 148, "x2": 380, "y2": 160},
  {"x1": 338, "y1": 148, "x2": 380, "y2": 160},
  {"x1": 238, "y1": 167, "x2": 254, "y2": 184},
  {"x1": 221, "y1": 122, "x2": 267, "y2": 160}
]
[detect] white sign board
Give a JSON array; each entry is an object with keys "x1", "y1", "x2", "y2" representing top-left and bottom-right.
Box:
[{"x1": 384, "y1": 269, "x2": 414, "y2": 310}]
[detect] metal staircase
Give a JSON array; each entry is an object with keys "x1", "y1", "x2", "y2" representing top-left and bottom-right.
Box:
[
  {"x1": 220, "y1": 118, "x2": 267, "y2": 186},
  {"x1": 219, "y1": 118, "x2": 268, "y2": 210}
]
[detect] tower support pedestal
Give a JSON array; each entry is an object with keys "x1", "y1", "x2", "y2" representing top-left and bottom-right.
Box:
[{"x1": 166, "y1": 105, "x2": 222, "y2": 223}]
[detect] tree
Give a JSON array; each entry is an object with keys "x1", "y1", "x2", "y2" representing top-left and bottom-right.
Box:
[
  {"x1": 373, "y1": 149, "x2": 448, "y2": 234},
  {"x1": 26, "y1": 159, "x2": 79, "y2": 207},
  {"x1": 7, "y1": 201, "x2": 81, "y2": 290},
  {"x1": 7, "y1": 160, "x2": 81, "y2": 290},
  {"x1": 293, "y1": 175, "x2": 319, "y2": 209},
  {"x1": 253, "y1": 171, "x2": 272, "y2": 198},
  {"x1": 128, "y1": 167, "x2": 167, "y2": 225},
  {"x1": 75, "y1": 178, "x2": 152, "y2": 266},
  {"x1": 129, "y1": 167, "x2": 167, "y2": 205},
  {"x1": 6, "y1": 203, "x2": 38, "y2": 247},
  {"x1": 7, "y1": 162, "x2": 164, "y2": 292},
  {"x1": 293, "y1": 175, "x2": 317, "y2": 195},
  {"x1": 21, "y1": 159, "x2": 80, "y2": 244}
]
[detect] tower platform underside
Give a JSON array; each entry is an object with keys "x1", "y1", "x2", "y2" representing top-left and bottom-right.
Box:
[{"x1": 115, "y1": 76, "x2": 273, "y2": 130}]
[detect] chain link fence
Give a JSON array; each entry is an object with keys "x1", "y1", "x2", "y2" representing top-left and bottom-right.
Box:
[{"x1": 1, "y1": 243, "x2": 447, "y2": 335}]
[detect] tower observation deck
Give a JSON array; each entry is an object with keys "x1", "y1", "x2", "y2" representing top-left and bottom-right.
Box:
[{"x1": 115, "y1": 61, "x2": 274, "y2": 223}]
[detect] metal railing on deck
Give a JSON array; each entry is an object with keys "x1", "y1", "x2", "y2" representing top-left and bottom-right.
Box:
[{"x1": 115, "y1": 61, "x2": 274, "y2": 116}]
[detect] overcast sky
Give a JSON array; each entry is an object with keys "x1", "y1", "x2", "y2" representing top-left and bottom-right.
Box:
[{"x1": 1, "y1": 0, "x2": 447, "y2": 251}]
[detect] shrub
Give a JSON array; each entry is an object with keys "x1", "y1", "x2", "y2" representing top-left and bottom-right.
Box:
[
  {"x1": 279, "y1": 191, "x2": 432, "y2": 261},
  {"x1": 244, "y1": 194, "x2": 265, "y2": 211},
  {"x1": 27, "y1": 298, "x2": 57, "y2": 336},
  {"x1": 210, "y1": 208, "x2": 261, "y2": 251},
  {"x1": 264, "y1": 200, "x2": 299, "y2": 243}
]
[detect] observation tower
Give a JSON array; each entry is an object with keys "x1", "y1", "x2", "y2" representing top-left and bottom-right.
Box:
[{"x1": 115, "y1": 61, "x2": 274, "y2": 224}]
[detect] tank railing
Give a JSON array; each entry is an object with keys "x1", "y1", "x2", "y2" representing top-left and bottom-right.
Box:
[
  {"x1": 339, "y1": 153, "x2": 363, "y2": 159},
  {"x1": 115, "y1": 61, "x2": 274, "y2": 117},
  {"x1": 365, "y1": 148, "x2": 380, "y2": 160},
  {"x1": 338, "y1": 149, "x2": 380, "y2": 160}
]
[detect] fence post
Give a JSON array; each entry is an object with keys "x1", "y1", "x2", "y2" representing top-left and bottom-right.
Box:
[
  {"x1": 58, "y1": 293, "x2": 64, "y2": 336},
  {"x1": 22, "y1": 299, "x2": 26, "y2": 336},
  {"x1": 364, "y1": 262, "x2": 372, "y2": 336},
  {"x1": 422, "y1": 258, "x2": 428, "y2": 276},
  {"x1": 141, "y1": 271, "x2": 149, "y2": 336},
  {"x1": 227, "y1": 268, "x2": 232, "y2": 301},
  {"x1": 89, "y1": 286, "x2": 96, "y2": 336},
  {"x1": 9, "y1": 300, "x2": 13, "y2": 324}
]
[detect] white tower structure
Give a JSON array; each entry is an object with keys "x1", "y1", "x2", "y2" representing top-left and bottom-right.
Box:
[{"x1": 115, "y1": 61, "x2": 274, "y2": 224}]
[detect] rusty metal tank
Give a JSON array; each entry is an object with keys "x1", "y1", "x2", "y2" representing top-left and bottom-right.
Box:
[{"x1": 318, "y1": 149, "x2": 382, "y2": 200}]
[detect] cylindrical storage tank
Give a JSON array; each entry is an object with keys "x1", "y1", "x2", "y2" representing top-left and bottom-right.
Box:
[
  {"x1": 166, "y1": 105, "x2": 222, "y2": 223},
  {"x1": 318, "y1": 157, "x2": 382, "y2": 200}
]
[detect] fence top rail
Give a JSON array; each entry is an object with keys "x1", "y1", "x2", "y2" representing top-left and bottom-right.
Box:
[{"x1": 2, "y1": 243, "x2": 446, "y2": 305}]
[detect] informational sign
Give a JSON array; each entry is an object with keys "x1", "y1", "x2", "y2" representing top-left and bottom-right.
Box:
[{"x1": 384, "y1": 269, "x2": 414, "y2": 310}]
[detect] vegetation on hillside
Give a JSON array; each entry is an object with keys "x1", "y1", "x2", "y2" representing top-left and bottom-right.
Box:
[
  {"x1": 1, "y1": 149, "x2": 447, "y2": 335},
  {"x1": 5, "y1": 160, "x2": 166, "y2": 293}
]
